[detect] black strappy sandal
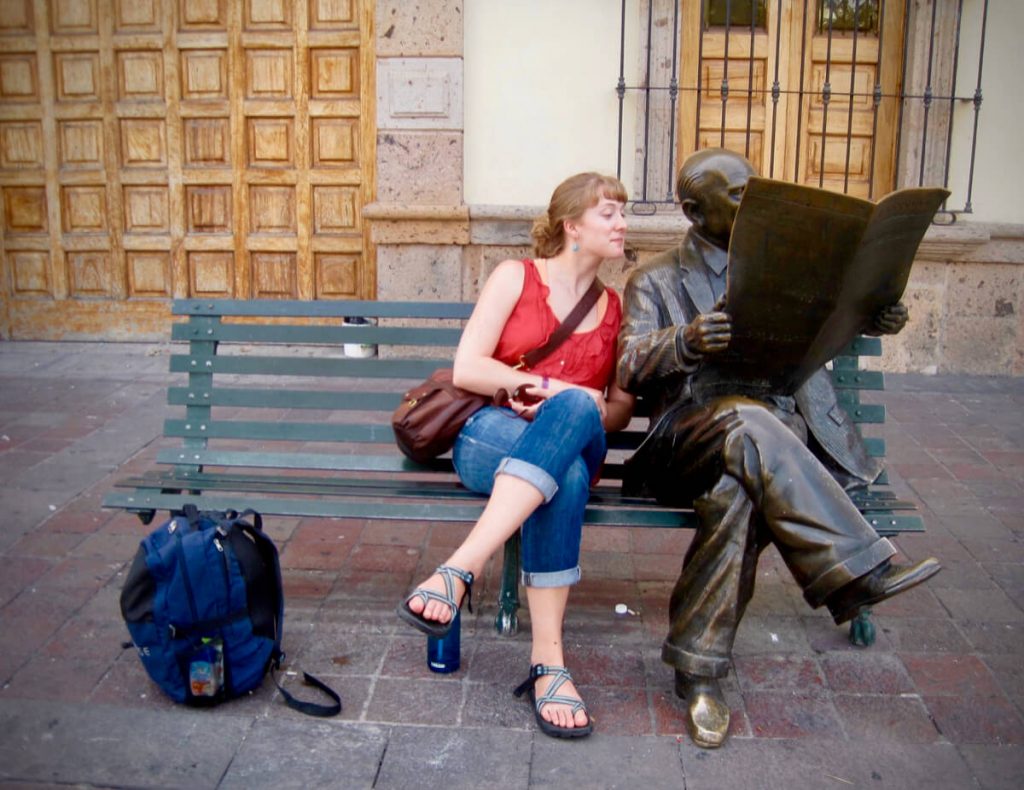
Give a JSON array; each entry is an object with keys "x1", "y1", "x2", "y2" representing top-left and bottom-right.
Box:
[
  {"x1": 397, "y1": 564, "x2": 474, "y2": 638},
  {"x1": 513, "y1": 663, "x2": 593, "y2": 739}
]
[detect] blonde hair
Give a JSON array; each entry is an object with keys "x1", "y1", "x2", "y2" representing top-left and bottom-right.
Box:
[{"x1": 530, "y1": 172, "x2": 628, "y2": 258}]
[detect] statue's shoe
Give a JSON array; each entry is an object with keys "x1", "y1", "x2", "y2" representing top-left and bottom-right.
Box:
[
  {"x1": 827, "y1": 557, "x2": 942, "y2": 625},
  {"x1": 674, "y1": 671, "x2": 730, "y2": 749}
]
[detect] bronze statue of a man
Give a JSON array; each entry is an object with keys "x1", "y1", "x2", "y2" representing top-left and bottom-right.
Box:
[{"x1": 617, "y1": 148, "x2": 941, "y2": 749}]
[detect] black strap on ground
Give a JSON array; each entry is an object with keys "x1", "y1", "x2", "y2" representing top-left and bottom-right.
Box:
[{"x1": 271, "y1": 665, "x2": 342, "y2": 718}]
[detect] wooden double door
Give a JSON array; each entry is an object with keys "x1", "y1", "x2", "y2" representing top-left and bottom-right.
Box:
[
  {"x1": 0, "y1": 0, "x2": 376, "y2": 340},
  {"x1": 678, "y1": 0, "x2": 905, "y2": 200}
]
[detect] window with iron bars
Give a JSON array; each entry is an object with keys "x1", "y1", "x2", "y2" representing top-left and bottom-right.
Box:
[{"x1": 617, "y1": 0, "x2": 988, "y2": 223}]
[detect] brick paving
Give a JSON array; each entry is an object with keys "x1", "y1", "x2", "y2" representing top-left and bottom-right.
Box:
[{"x1": 0, "y1": 341, "x2": 1022, "y2": 788}]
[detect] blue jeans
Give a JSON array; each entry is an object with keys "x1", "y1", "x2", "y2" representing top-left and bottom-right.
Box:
[{"x1": 452, "y1": 389, "x2": 607, "y2": 588}]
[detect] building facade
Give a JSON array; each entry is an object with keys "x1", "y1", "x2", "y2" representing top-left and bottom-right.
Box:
[{"x1": 1, "y1": 1, "x2": 1021, "y2": 375}]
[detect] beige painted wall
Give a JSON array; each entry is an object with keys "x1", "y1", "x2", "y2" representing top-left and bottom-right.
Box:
[
  {"x1": 946, "y1": 0, "x2": 1024, "y2": 224},
  {"x1": 464, "y1": 0, "x2": 640, "y2": 205}
]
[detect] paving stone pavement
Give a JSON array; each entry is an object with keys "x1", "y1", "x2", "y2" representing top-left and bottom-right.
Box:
[{"x1": 0, "y1": 341, "x2": 1022, "y2": 789}]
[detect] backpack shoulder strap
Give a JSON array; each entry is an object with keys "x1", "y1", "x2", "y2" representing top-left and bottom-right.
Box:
[{"x1": 270, "y1": 658, "x2": 342, "y2": 718}]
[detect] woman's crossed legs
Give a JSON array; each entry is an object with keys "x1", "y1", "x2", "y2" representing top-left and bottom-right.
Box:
[{"x1": 404, "y1": 391, "x2": 606, "y2": 731}]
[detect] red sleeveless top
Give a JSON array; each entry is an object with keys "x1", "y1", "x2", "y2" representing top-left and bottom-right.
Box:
[{"x1": 492, "y1": 259, "x2": 621, "y2": 391}]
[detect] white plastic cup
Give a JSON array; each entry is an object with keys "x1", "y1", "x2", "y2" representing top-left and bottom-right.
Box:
[{"x1": 342, "y1": 316, "x2": 377, "y2": 358}]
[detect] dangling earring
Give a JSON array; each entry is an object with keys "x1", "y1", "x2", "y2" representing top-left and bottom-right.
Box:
[{"x1": 571, "y1": 240, "x2": 580, "y2": 253}]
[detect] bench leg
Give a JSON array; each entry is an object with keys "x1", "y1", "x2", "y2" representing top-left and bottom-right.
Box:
[
  {"x1": 494, "y1": 535, "x2": 520, "y2": 637},
  {"x1": 848, "y1": 608, "x2": 876, "y2": 647}
]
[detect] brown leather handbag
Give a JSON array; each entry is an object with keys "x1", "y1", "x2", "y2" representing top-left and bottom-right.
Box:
[
  {"x1": 391, "y1": 280, "x2": 603, "y2": 464},
  {"x1": 391, "y1": 368, "x2": 490, "y2": 464}
]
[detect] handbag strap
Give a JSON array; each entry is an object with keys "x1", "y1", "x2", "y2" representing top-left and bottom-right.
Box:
[{"x1": 518, "y1": 278, "x2": 604, "y2": 370}]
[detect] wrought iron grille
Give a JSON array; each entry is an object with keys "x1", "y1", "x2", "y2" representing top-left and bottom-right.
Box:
[{"x1": 617, "y1": 0, "x2": 989, "y2": 222}]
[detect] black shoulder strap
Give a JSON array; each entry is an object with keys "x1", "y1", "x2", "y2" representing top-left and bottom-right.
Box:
[
  {"x1": 519, "y1": 278, "x2": 604, "y2": 369},
  {"x1": 270, "y1": 656, "x2": 342, "y2": 717},
  {"x1": 218, "y1": 508, "x2": 262, "y2": 533},
  {"x1": 222, "y1": 509, "x2": 342, "y2": 717}
]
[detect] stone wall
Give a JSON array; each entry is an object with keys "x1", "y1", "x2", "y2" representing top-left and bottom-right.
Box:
[
  {"x1": 894, "y1": 225, "x2": 1024, "y2": 376},
  {"x1": 371, "y1": 2, "x2": 467, "y2": 304}
]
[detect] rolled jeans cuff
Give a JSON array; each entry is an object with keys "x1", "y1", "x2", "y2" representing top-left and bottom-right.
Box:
[
  {"x1": 521, "y1": 565, "x2": 581, "y2": 589},
  {"x1": 661, "y1": 641, "x2": 731, "y2": 679},
  {"x1": 496, "y1": 457, "x2": 558, "y2": 503},
  {"x1": 802, "y1": 537, "x2": 897, "y2": 608}
]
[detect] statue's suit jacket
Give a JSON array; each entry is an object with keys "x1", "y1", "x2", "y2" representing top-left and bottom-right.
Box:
[{"x1": 617, "y1": 230, "x2": 882, "y2": 488}]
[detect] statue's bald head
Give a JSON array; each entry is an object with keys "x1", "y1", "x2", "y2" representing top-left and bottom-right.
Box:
[
  {"x1": 676, "y1": 148, "x2": 756, "y2": 205},
  {"x1": 675, "y1": 148, "x2": 757, "y2": 249}
]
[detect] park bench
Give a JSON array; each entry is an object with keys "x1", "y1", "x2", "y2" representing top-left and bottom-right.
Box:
[{"x1": 103, "y1": 298, "x2": 923, "y2": 645}]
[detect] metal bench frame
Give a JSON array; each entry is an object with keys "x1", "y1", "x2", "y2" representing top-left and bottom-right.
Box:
[{"x1": 104, "y1": 298, "x2": 923, "y2": 642}]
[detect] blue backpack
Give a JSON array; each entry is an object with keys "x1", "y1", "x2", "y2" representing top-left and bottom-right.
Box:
[{"x1": 120, "y1": 507, "x2": 339, "y2": 716}]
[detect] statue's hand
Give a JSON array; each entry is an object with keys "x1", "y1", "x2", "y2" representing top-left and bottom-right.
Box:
[
  {"x1": 683, "y1": 311, "x2": 732, "y2": 355},
  {"x1": 872, "y1": 302, "x2": 909, "y2": 335}
]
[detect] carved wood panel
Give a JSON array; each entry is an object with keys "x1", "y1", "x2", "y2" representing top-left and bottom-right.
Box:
[
  {"x1": 0, "y1": 0, "x2": 34, "y2": 36},
  {"x1": 793, "y1": 10, "x2": 904, "y2": 199},
  {"x1": 58, "y1": 119, "x2": 104, "y2": 170},
  {"x1": 124, "y1": 186, "x2": 170, "y2": 234},
  {"x1": 0, "y1": 122, "x2": 44, "y2": 168},
  {"x1": 0, "y1": 0, "x2": 376, "y2": 340}
]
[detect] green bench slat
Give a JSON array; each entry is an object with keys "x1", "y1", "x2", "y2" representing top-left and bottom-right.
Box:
[
  {"x1": 831, "y1": 369, "x2": 884, "y2": 389},
  {"x1": 117, "y1": 470, "x2": 673, "y2": 507},
  {"x1": 167, "y1": 386, "x2": 405, "y2": 411},
  {"x1": 170, "y1": 354, "x2": 440, "y2": 379},
  {"x1": 156, "y1": 448, "x2": 449, "y2": 472},
  {"x1": 842, "y1": 403, "x2": 885, "y2": 423},
  {"x1": 840, "y1": 336, "x2": 883, "y2": 356},
  {"x1": 174, "y1": 299, "x2": 474, "y2": 320},
  {"x1": 863, "y1": 437, "x2": 885, "y2": 457},
  {"x1": 847, "y1": 490, "x2": 911, "y2": 506},
  {"x1": 100, "y1": 490, "x2": 700, "y2": 528},
  {"x1": 172, "y1": 322, "x2": 462, "y2": 347},
  {"x1": 833, "y1": 386, "x2": 886, "y2": 425},
  {"x1": 167, "y1": 385, "x2": 882, "y2": 423},
  {"x1": 849, "y1": 497, "x2": 919, "y2": 512},
  {"x1": 118, "y1": 473, "x2": 476, "y2": 500},
  {"x1": 155, "y1": 447, "x2": 633, "y2": 482},
  {"x1": 119, "y1": 471, "x2": 918, "y2": 514},
  {"x1": 164, "y1": 419, "x2": 396, "y2": 443},
  {"x1": 863, "y1": 514, "x2": 924, "y2": 533},
  {"x1": 161, "y1": 421, "x2": 649, "y2": 451},
  {"x1": 101, "y1": 489, "x2": 919, "y2": 534}
]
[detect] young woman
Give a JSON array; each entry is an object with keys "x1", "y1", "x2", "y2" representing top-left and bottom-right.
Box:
[{"x1": 397, "y1": 172, "x2": 635, "y2": 738}]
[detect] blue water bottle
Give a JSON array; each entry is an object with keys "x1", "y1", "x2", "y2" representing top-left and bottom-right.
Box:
[{"x1": 427, "y1": 609, "x2": 461, "y2": 673}]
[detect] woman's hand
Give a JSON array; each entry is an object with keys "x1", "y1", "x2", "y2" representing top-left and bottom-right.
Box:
[
  {"x1": 506, "y1": 383, "x2": 608, "y2": 423},
  {"x1": 505, "y1": 384, "x2": 546, "y2": 420},
  {"x1": 506, "y1": 398, "x2": 541, "y2": 420}
]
